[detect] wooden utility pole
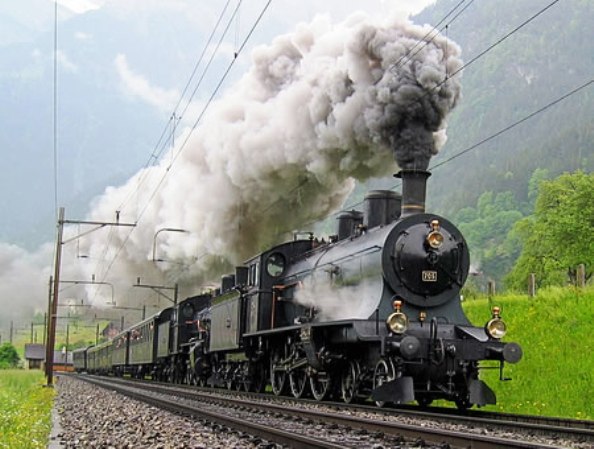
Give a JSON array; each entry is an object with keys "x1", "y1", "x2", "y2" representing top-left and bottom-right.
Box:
[
  {"x1": 43, "y1": 312, "x2": 47, "y2": 346},
  {"x1": 528, "y1": 273, "x2": 537, "y2": 298},
  {"x1": 577, "y1": 264, "x2": 586, "y2": 288},
  {"x1": 46, "y1": 207, "x2": 64, "y2": 386}
]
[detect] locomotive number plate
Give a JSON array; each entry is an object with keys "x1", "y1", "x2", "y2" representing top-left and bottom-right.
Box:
[{"x1": 422, "y1": 270, "x2": 438, "y2": 282}]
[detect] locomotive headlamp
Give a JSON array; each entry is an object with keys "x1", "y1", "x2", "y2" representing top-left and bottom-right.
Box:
[
  {"x1": 426, "y1": 220, "x2": 444, "y2": 249},
  {"x1": 387, "y1": 300, "x2": 408, "y2": 334},
  {"x1": 485, "y1": 306, "x2": 507, "y2": 339}
]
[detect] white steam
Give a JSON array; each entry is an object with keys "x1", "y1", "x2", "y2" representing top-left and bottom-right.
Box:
[
  {"x1": 294, "y1": 275, "x2": 382, "y2": 321},
  {"x1": 0, "y1": 243, "x2": 53, "y2": 329},
  {"x1": 78, "y1": 12, "x2": 462, "y2": 304}
]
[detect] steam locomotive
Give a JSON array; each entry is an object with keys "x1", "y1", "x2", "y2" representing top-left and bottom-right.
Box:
[{"x1": 74, "y1": 169, "x2": 522, "y2": 409}]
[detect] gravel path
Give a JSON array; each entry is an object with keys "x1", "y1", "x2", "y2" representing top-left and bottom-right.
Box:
[{"x1": 52, "y1": 375, "x2": 277, "y2": 449}]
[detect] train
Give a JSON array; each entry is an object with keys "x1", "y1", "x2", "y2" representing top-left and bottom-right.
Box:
[{"x1": 73, "y1": 169, "x2": 522, "y2": 409}]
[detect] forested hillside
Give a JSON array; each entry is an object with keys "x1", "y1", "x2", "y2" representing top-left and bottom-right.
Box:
[
  {"x1": 399, "y1": 0, "x2": 593, "y2": 288},
  {"x1": 414, "y1": 0, "x2": 593, "y2": 211}
]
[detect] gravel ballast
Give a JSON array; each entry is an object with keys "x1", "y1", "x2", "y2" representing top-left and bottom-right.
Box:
[{"x1": 52, "y1": 375, "x2": 275, "y2": 449}]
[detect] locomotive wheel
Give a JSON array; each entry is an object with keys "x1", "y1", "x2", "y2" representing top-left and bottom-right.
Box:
[
  {"x1": 455, "y1": 396, "x2": 471, "y2": 410},
  {"x1": 373, "y1": 358, "x2": 396, "y2": 407},
  {"x1": 309, "y1": 371, "x2": 331, "y2": 401},
  {"x1": 236, "y1": 363, "x2": 248, "y2": 392},
  {"x1": 185, "y1": 362, "x2": 196, "y2": 385},
  {"x1": 225, "y1": 364, "x2": 235, "y2": 390},
  {"x1": 244, "y1": 362, "x2": 266, "y2": 393},
  {"x1": 341, "y1": 360, "x2": 361, "y2": 404},
  {"x1": 289, "y1": 369, "x2": 309, "y2": 398},
  {"x1": 270, "y1": 347, "x2": 288, "y2": 396},
  {"x1": 417, "y1": 396, "x2": 433, "y2": 408}
]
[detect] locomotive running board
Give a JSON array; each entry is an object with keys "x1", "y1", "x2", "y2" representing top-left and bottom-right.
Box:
[{"x1": 371, "y1": 376, "x2": 414, "y2": 404}]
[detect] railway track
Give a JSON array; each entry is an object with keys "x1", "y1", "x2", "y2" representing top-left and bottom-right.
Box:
[{"x1": 76, "y1": 375, "x2": 592, "y2": 449}]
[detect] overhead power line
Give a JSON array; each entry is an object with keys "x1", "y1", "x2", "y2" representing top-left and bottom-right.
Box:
[
  {"x1": 94, "y1": 0, "x2": 568, "y2": 292},
  {"x1": 266, "y1": 0, "x2": 564, "y2": 229},
  {"x1": 386, "y1": 0, "x2": 475, "y2": 75},
  {"x1": 92, "y1": 0, "x2": 273, "y2": 290},
  {"x1": 53, "y1": 0, "x2": 59, "y2": 221},
  {"x1": 430, "y1": 78, "x2": 594, "y2": 171},
  {"x1": 116, "y1": 0, "x2": 235, "y2": 213},
  {"x1": 91, "y1": 0, "x2": 244, "y2": 286},
  {"x1": 275, "y1": 77, "x2": 594, "y2": 239}
]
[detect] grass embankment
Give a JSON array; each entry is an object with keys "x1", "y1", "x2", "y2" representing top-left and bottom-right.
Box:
[
  {"x1": 0, "y1": 370, "x2": 54, "y2": 449},
  {"x1": 463, "y1": 286, "x2": 594, "y2": 419}
]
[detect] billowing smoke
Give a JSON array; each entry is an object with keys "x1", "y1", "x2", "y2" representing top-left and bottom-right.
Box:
[
  {"x1": 0, "y1": 243, "x2": 53, "y2": 329},
  {"x1": 79, "y1": 12, "x2": 462, "y2": 304}
]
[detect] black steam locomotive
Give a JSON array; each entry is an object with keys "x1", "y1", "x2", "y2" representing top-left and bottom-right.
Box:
[{"x1": 74, "y1": 169, "x2": 522, "y2": 409}]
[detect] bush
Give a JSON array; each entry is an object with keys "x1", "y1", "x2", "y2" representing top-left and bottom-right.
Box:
[{"x1": 0, "y1": 343, "x2": 20, "y2": 369}]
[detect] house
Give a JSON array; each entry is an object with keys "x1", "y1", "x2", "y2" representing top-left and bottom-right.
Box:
[
  {"x1": 23, "y1": 344, "x2": 74, "y2": 371},
  {"x1": 24, "y1": 343, "x2": 45, "y2": 369}
]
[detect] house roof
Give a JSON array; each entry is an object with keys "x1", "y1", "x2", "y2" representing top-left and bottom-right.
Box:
[{"x1": 24, "y1": 343, "x2": 46, "y2": 360}]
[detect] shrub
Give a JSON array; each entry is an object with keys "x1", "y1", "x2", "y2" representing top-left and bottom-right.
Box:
[{"x1": 0, "y1": 343, "x2": 19, "y2": 369}]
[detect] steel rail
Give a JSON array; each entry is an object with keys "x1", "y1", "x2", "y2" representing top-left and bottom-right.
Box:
[
  {"x1": 77, "y1": 375, "x2": 579, "y2": 449},
  {"x1": 79, "y1": 376, "x2": 344, "y2": 449}
]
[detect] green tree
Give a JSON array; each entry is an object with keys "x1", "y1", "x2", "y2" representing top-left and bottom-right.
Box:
[
  {"x1": 506, "y1": 171, "x2": 594, "y2": 289},
  {"x1": 0, "y1": 342, "x2": 20, "y2": 369},
  {"x1": 455, "y1": 191, "x2": 524, "y2": 287}
]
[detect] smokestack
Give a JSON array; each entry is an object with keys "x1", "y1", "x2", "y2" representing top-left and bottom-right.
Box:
[{"x1": 395, "y1": 169, "x2": 431, "y2": 217}]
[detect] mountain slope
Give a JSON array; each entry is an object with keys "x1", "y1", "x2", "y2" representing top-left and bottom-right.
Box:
[{"x1": 413, "y1": 0, "x2": 594, "y2": 212}]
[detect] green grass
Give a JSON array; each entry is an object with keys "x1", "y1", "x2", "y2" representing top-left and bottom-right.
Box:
[
  {"x1": 463, "y1": 285, "x2": 594, "y2": 419},
  {"x1": 0, "y1": 370, "x2": 54, "y2": 449}
]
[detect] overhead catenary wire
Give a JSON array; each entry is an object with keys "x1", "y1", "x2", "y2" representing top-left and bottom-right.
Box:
[
  {"x1": 53, "y1": 0, "x2": 59, "y2": 222},
  {"x1": 89, "y1": 1, "x2": 239, "y2": 293},
  {"x1": 273, "y1": 76, "x2": 594, "y2": 240},
  {"x1": 385, "y1": 0, "x2": 474, "y2": 75},
  {"x1": 91, "y1": 0, "x2": 273, "y2": 293},
  {"x1": 264, "y1": 0, "x2": 563, "y2": 232},
  {"x1": 429, "y1": 78, "x2": 594, "y2": 171},
  {"x1": 90, "y1": 0, "x2": 244, "y2": 290},
  {"x1": 89, "y1": 0, "x2": 462, "y2": 289},
  {"x1": 129, "y1": 0, "x2": 273, "y2": 223},
  {"x1": 94, "y1": 0, "x2": 570, "y2": 297},
  {"x1": 116, "y1": 0, "x2": 235, "y2": 213}
]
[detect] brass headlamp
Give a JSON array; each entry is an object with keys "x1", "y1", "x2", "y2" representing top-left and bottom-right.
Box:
[
  {"x1": 485, "y1": 306, "x2": 507, "y2": 339},
  {"x1": 426, "y1": 219, "x2": 444, "y2": 249},
  {"x1": 386, "y1": 300, "x2": 408, "y2": 334}
]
